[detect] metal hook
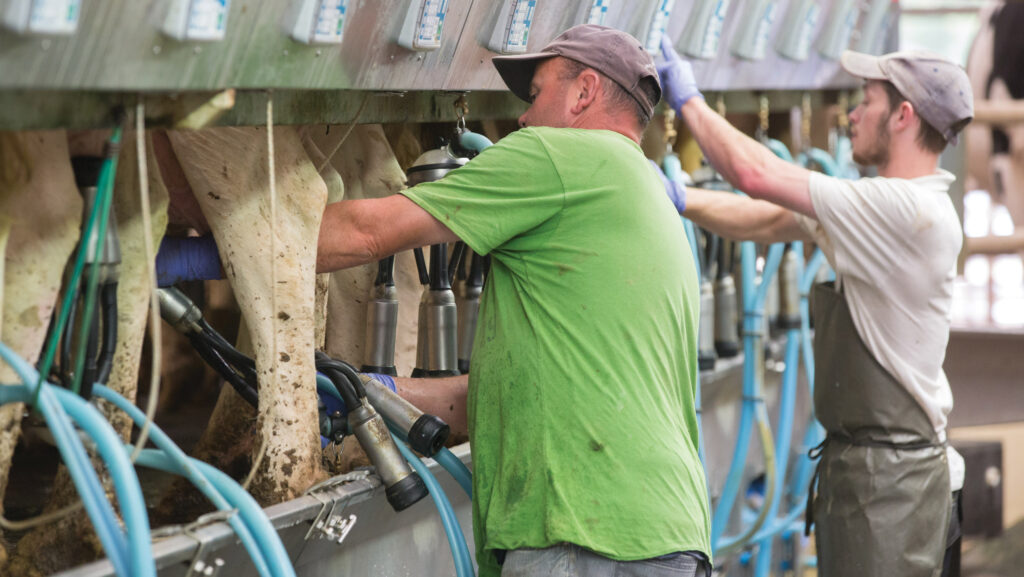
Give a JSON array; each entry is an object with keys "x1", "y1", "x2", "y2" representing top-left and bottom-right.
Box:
[
  {"x1": 801, "y1": 92, "x2": 813, "y2": 152},
  {"x1": 837, "y1": 91, "x2": 850, "y2": 133},
  {"x1": 663, "y1": 107, "x2": 677, "y2": 151},
  {"x1": 454, "y1": 94, "x2": 469, "y2": 132}
]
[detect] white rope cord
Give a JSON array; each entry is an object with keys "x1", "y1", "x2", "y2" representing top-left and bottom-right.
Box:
[
  {"x1": 130, "y1": 99, "x2": 162, "y2": 463},
  {"x1": 242, "y1": 92, "x2": 276, "y2": 491}
]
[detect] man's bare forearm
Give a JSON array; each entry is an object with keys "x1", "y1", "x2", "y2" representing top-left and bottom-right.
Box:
[
  {"x1": 680, "y1": 98, "x2": 815, "y2": 216},
  {"x1": 684, "y1": 187, "x2": 812, "y2": 245},
  {"x1": 317, "y1": 195, "x2": 460, "y2": 274},
  {"x1": 393, "y1": 375, "x2": 469, "y2": 442}
]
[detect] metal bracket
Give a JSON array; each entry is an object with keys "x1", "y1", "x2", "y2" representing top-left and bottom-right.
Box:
[
  {"x1": 180, "y1": 510, "x2": 237, "y2": 577},
  {"x1": 302, "y1": 470, "x2": 370, "y2": 544}
]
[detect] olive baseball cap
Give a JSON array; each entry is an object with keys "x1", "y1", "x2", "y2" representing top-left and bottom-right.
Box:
[
  {"x1": 492, "y1": 24, "x2": 662, "y2": 120},
  {"x1": 840, "y1": 50, "x2": 974, "y2": 144}
]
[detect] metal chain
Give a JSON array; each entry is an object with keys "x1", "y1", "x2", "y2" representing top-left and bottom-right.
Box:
[
  {"x1": 801, "y1": 92, "x2": 812, "y2": 151},
  {"x1": 454, "y1": 94, "x2": 469, "y2": 132}
]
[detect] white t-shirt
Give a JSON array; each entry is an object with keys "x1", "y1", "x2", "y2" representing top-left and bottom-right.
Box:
[{"x1": 796, "y1": 170, "x2": 965, "y2": 491}]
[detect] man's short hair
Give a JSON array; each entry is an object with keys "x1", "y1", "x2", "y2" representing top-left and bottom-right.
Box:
[
  {"x1": 559, "y1": 58, "x2": 658, "y2": 129},
  {"x1": 880, "y1": 81, "x2": 970, "y2": 154}
]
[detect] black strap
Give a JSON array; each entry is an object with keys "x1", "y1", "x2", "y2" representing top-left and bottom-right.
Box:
[{"x1": 804, "y1": 437, "x2": 828, "y2": 536}]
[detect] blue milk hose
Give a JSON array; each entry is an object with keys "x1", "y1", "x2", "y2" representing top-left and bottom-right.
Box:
[
  {"x1": 0, "y1": 382, "x2": 156, "y2": 577},
  {"x1": 394, "y1": 437, "x2": 475, "y2": 577},
  {"x1": 0, "y1": 342, "x2": 131, "y2": 575},
  {"x1": 94, "y1": 384, "x2": 281, "y2": 577},
  {"x1": 711, "y1": 241, "x2": 784, "y2": 552}
]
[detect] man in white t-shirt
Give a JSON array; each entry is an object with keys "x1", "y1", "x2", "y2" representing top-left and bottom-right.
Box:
[{"x1": 656, "y1": 42, "x2": 973, "y2": 577}]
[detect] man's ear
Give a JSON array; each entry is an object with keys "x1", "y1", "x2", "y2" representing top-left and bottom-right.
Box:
[
  {"x1": 891, "y1": 100, "x2": 916, "y2": 133},
  {"x1": 571, "y1": 69, "x2": 601, "y2": 114}
]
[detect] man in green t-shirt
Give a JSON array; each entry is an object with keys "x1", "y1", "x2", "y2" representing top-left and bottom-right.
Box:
[{"x1": 317, "y1": 25, "x2": 711, "y2": 577}]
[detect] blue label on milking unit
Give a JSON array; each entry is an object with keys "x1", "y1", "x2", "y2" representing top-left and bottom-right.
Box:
[
  {"x1": 587, "y1": 0, "x2": 610, "y2": 25},
  {"x1": 794, "y1": 3, "x2": 820, "y2": 59},
  {"x1": 644, "y1": 0, "x2": 676, "y2": 53},
  {"x1": 502, "y1": 0, "x2": 536, "y2": 52},
  {"x1": 751, "y1": 2, "x2": 777, "y2": 59},
  {"x1": 312, "y1": 0, "x2": 347, "y2": 43},
  {"x1": 699, "y1": 0, "x2": 730, "y2": 59},
  {"x1": 28, "y1": 0, "x2": 80, "y2": 34},
  {"x1": 186, "y1": 0, "x2": 230, "y2": 41},
  {"x1": 416, "y1": 0, "x2": 448, "y2": 48}
]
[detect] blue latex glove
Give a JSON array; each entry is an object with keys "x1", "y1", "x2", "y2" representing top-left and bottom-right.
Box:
[
  {"x1": 657, "y1": 36, "x2": 703, "y2": 112},
  {"x1": 650, "y1": 160, "x2": 686, "y2": 213}
]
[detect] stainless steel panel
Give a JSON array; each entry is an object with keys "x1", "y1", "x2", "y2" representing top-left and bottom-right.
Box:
[
  {"x1": 0, "y1": 0, "x2": 887, "y2": 93},
  {"x1": 663, "y1": 0, "x2": 892, "y2": 92},
  {"x1": 55, "y1": 444, "x2": 477, "y2": 577}
]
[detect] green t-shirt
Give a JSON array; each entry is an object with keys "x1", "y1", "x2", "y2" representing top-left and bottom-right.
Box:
[{"x1": 402, "y1": 127, "x2": 710, "y2": 576}]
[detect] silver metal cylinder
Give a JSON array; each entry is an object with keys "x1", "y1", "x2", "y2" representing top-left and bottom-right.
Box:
[
  {"x1": 360, "y1": 374, "x2": 420, "y2": 434},
  {"x1": 777, "y1": 248, "x2": 801, "y2": 329},
  {"x1": 414, "y1": 288, "x2": 458, "y2": 375},
  {"x1": 81, "y1": 185, "x2": 122, "y2": 283},
  {"x1": 457, "y1": 282, "x2": 481, "y2": 371},
  {"x1": 348, "y1": 404, "x2": 414, "y2": 488},
  {"x1": 714, "y1": 274, "x2": 740, "y2": 357},
  {"x1": 764, "y1": 271, "x2": 780, "y2": 328},
  {"x1": 157, "y1": 287, "x2": 203, "y2": 334},
  {"x1": 363, "y1": 284, "x2": 398, "y2": 372},
  {"x1": 699, "y1": 279, "x2": 716, "y2": 370}
]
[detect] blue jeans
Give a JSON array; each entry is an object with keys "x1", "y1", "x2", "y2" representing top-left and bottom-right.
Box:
[{"x1": 500, "y1": 544, "x2": 706, "y2": 577}]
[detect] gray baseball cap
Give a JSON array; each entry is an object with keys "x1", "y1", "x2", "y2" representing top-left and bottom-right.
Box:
[
  {"x1": 840, "y1": 50, "x2": 974, "y2": 144},
  {"x1": 492, "y1": 24, "x2": 661, "y2": 120}
]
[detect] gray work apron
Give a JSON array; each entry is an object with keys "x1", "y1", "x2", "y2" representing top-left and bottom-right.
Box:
[{"x1": 808, "y1": 282, "x2": 950, "y2": 577}]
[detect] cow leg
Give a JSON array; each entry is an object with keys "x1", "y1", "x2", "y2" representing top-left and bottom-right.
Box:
[
  {"x1": 0, "y1": 131, "x2": 83, "y2": 572},
  {"x1": 168, "y1": 125, "x2": 328, "y2": 503}
]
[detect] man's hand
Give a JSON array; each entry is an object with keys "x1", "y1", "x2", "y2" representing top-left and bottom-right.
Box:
[
  {"x1": 649, "y1": 160, "x2": 687, "y2": 213},
  {"x1": 657, "y1": 36, "x2": 703, "y2": 113}
]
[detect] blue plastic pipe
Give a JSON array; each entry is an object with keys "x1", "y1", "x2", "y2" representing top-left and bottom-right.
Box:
[
  {"x1": 93, "y1": 385, "x2": 274, "y2": 577},
  {"x1": 434, "y1": 448, "x2": 473, "y2": 499},
  {"x1": 711, "y1": 240, "x2": 783, "y2": 551},
  {"x1": 51, "y1": 390, "x2": 155, "y2": 577},
  {"x1": 458, "y1": 131, "x2": 494, "y2": 153},
  {"x1": 134, "y1": 451, "x2": 296, "y2": 577},
  {"x1": 719, "y1": 248, "x2": 828, "y2": 561},
  {"x1": 751, "y1": 244, "x2": 804, "y2": 576},
  {"x1": 0, "y1": 343, "x2": 130, "y2": 575},
  {"x1": 393, "y1": 437, "x2": 475, "y2": 577},
  {"x1": 764, "y1": 139, "x2": 794, "y2": 163}
]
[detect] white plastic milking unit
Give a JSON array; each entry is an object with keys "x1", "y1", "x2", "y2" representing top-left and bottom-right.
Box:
[
  {"x1": 776, "y1": 0, "x2": 821, "y2": 61},
  {"x1": 283, "y1": 0, "x2": 349, "y2": 45},
  {"x1": 488, "y1": 0, "x2": 537, "y2": 54},
  {"x1": 816, "y1": 0, "x2": 860, "y2": 60},
  {"x1": 679, "y1": 0, "x2": 731, "y2": 59},
  {"x1": 585, "y1": 0, "x2": 612, "y2": 25},
  {"x1": 160, "y1": 0, "x2": 230, "y2": 41},
  {"x1": 856, "y1": 0, "x2": 897, "y2": 55},
  {"x1": 643, "y1": 0, "x2": 675, "y2": 54},
  {"x1": 398, "y1": 0, "x2": 449, "y2": 51},
  {"x1": 1, "y1": 0, "x2": 80, "y2": 35},
  {"x1": 731, "y1": 0, "x2": 779, "y2": 61}
]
